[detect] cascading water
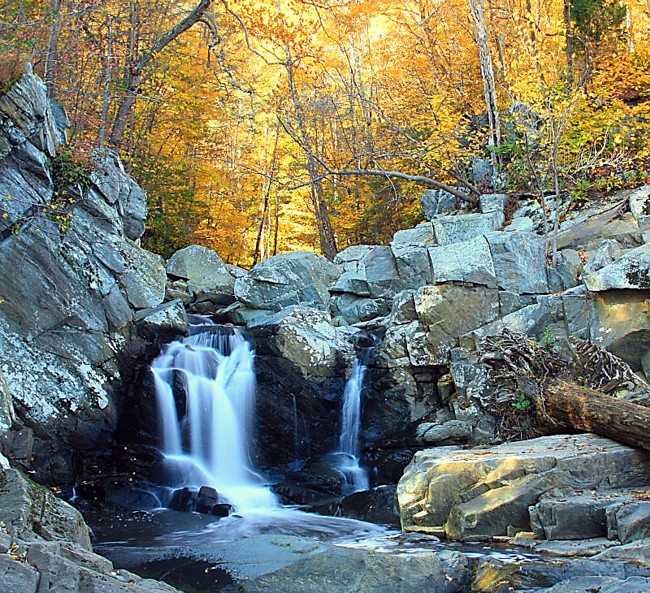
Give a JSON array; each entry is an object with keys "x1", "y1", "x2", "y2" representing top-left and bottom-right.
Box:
[
  {"x1": 335, "y1": 358, "x2": 370, "y2": 494},
  {"x1": 150, "y1": 321, "x2": 386, "y2": 541},
  {"x1": 152, "y1": 325, "x2": 278, "y2": 515}
]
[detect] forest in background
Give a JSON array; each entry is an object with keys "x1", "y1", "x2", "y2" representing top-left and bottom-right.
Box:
[{"x1": 1, "y1": 0, "x2": 649, "y2": 265}]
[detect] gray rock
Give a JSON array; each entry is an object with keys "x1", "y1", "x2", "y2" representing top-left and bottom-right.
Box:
[
  {"x1": 584, "y1": 243, "x2": 650, "y2": 291},
  {"x1": 583, "y1": 239, "x2": 623, "y2": 274},
  {"x1": 471, "y1": 157, "x2": 495, "y2": 188},
  {"x1": 363, "y1": 246, "x2": 399, "y2": 298},
  {"x1": 557, "y1": 198, "x2": 643, "y2": 251},
  {"x1": 121, "y1": 243, "x2": 166, "y2": 309},
  {"x1": 248, "y1": 307, "x2": 341, "y2": 381},
  {"x1": 479, "y1": 193, "x2": 507, "y2": 216},
  {"x1": 235, "y1": 252, "x2": 340, "y2": 311},
  {"x1": 506, "y1": 216, "x2": 536, "y2": 232},
  {"x1": 330, "y1": 271, "x2": 371, "y2": 296},
  {"x1": 390, "y1": 242, "x2": 433, "y2": 291},
  {"x1": 420, "y1": 189, "x2": 459, "y2": 220},
  {"x1": 134, "y1": 300, "x2": 188, "y2": 341},
  {"x1": 588, "y1": 290, "x2": 650, "y2": 369},
  {"x1": 0, "y1": 468, "x2": 91, "y2": 549},
  {"x1": 329, "y1": 293, "x2": 391, "y2": 325},
  {"x1": 430, "y1": 236, "x2": 496, "y2": 286},
  {"x1": 530, "y1": 491, "x2": 632, "y2": 540},
  {"x1": 485, "y1": 231, "x2": 548, "y2": 293},
  {"x1": 0, "y1": 371, "x2": 16, "y2": 434},
  {"x1": 607, "y1": 500, "x2": 650, "y2": 544},
  {"x1": 381, "y1": 285, "x2": 501, "y2": 366},
  {"x1": 415, "y1": 420, "x2": 473, "y2": 444},
  {"x1": 0, "y1": 141, "x2": 52, "y2": 234},
  {"x1": 534, "y1": 538, "x2": 618, "y2": 557},
  {"x1": 90, "y1": 150, "x2": 147, "y2": 241},
  {"x1": 629, "y1": 185, "x2": 650, "y2": 230},
  {"x1": 166, "y1": 244, "x2": 235, "y2": 295},
  {"x1": 391, "y1": 222, "x2": 434, "y2": 244},
  {"x1": 539, "y1": 576, "x2": 650, "y2": 593},
  {"x1": 240, "y1": 543, "x2": 468, "y2": 593},
  {"x1": 397, "y1": 434, "x2": 650, "y2": 540},
  {"x1": 0, "y1": 554, "x2": 40, "y2": 593},
  {"x1": 432, "y1": 212, "x2": 502, "y2": 245}
]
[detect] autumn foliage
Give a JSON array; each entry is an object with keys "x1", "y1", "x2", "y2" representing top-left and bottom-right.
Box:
[{"x1": 1, "y1": 0, "x2": 649, "y2": 263}]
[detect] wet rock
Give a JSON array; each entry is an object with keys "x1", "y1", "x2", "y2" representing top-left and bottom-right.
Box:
[
  {"x1": 238, "y1": 540, "x2": 470, "y2": 593},
  {"x1": 397, "y1": 434, "x2": 650, "y2": 540},
  {"x1": 134, "y1": 300, "x2": 188, "y2": 342},
  {"x1": 539, "y1": 576, "x2": 650, "y2": 593},
  {"x1": 340, "y1": 485, "x2": 400, "y2": 526}
]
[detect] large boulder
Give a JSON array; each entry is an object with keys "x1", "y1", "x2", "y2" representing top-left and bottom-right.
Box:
[
  {"x1": 584, "y1": 244, "x2": 650, "y2": 291},
  {"x1": 248, "y1": 307, "x2": 348, "y2": 382},
  {"x1": 397, "y1": 434, "x2": 650, "y2": 540},
  {"x1": 432, "y1": 212, "x2": 503, "y2": 245},
  {"x1": 166, "y1": 244, "x2": 235, "y2": 295},
  {"x1": 235, "y1": 251, "x2": 340, "y2": 311},
  {"x1": 429, "y1": 231, "x2": 548, "y2": 294}
]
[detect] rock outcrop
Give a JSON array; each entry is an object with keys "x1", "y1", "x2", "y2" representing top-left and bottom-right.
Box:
[
  {"x1": 0, "y1": 451, "x2": 181, "y2": 593},
  {"x1": 0, "y1": 70, "x2": 177, "y2": 484},
  {"x1": 397, "y1": 434, "x2": 650, "y2": 540}
]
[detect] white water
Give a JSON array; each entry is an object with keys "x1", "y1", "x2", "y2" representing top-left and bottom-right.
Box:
[
  {"x1": 152, "y1": 328, "x2": 278, "y2": 514},
  {"x1": 151, "y1": 325, "x2": 388, "y2": 540},
  {"x1": 335, "y1": 358, "x2": 369, "y2": 494}
]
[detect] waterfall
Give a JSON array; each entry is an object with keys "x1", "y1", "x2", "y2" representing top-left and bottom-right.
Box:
[
  {"x1": 335, "y1": 358, "x2": 369, "y2": 494},
  {"x1": 151, "y1": 326, "x2": 278, "y2": 514}
]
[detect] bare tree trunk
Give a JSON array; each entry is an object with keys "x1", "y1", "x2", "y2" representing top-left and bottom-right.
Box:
[
  {"x1": 564, "y1": 0, "x2": 574, "y2": 84},
  {"x1": 540, "y1": 379, "x2": 650, "y2": 452},
  {"x1": 109, "y1": 0, "x2": 214, "y2": 149},
  {"x1": 44, "y1": 0, "x2": 63, "y2": 96},
  {"x1": 468, "y1": 0, "x2": 501, "y2": 171},
  {"x1": 98, "y1": 16, "x2": 114, "y2": 150},
  {"x1": 284, "y1": 44, "x2": 338, "y2": 260}
]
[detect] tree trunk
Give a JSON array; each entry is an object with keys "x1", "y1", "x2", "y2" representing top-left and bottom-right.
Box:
[
  {"x1": 539, "y1": 379, "x2": 650, "y2": 452},
  {"x1": 109, "y1": 0, "x2": 214, "y2": 149},
  {"x1": 468, "y1": 0, "x2": 501, "y2": 170},
  {"x1": 564, "y1": 0, "x2": 574, "y2": 84},
  {"x1": 284, "y1": 44, "x2": 338, "y2": 260},
  {"x1": 44, "y1": 0, "x2": 63, "y2": 96}
]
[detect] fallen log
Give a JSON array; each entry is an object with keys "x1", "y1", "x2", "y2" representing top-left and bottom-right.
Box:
[{"x1": 539, "y1": 379, "x2": 650, "y2": 452}]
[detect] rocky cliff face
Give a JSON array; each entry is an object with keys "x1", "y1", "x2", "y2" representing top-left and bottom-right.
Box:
[{"x1": 0, "y1": 68, "x2": 172, "y2": 484}]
